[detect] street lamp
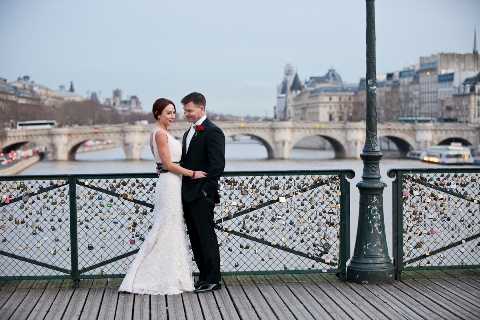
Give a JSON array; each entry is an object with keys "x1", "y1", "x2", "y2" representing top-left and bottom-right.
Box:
[{"x1": 346, "y1": 0, "x2": 394, "y2": 283}]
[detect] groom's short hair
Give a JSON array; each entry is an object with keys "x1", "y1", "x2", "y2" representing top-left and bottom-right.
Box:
[{"x1": 181, "y1": 92, "x2": 206, "y2": 108}]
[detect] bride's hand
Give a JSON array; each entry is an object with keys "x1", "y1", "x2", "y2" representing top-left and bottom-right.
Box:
[{"x1": 193, "y1": 171, "x2": 207, "y2": 179}]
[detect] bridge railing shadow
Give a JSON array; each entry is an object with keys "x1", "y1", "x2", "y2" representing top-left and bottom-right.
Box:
[
  {"x1": 389, "y1": 168, "x2": 480, "y2": 280},
  {"x1": 0, "y1": 170, "x2": 354, "y2": 283}
]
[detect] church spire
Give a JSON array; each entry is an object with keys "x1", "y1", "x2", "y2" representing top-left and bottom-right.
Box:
[
  {"x1": 474, "y1": 27, "x2": 478, "y2": 55},
  {"x1": 474, "y1": 27, "x2": 479, "y2": 72}
]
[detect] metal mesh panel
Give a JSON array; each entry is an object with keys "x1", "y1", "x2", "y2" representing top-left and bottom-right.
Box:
[
  {"x1": 0, "y1": 178, "x2": 71, "y2": 277},
  {"x1": 76, "y1": 177, "x2": 157, "y2": 276},
  {"x1": 400, "y1": 171, "x2": 480, "y2": 269},
  {"x1": 1, "y1": 171, "x2": 348, "y2": 279},
  {"x1": 217, "y1": 174, "x2": 341, "y2": 272}
]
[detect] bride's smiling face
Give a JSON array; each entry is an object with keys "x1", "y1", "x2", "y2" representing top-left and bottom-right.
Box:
[{"x1": 158, "y1": 104, "x2": 176, "y2": 127}]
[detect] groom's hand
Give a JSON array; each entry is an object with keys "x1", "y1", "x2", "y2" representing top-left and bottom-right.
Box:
[{"x1": 192, "y1": 171, "x2": 207, "y2": 179}]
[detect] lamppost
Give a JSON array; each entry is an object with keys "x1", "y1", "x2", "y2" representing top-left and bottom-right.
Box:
[{"x1": 346, "y1": 0, "x2": 394, "y2": 283}]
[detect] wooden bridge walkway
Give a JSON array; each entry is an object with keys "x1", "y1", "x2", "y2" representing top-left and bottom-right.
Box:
[{"x1": 1, "y1": 269, "x2": 479, "y2": 320}]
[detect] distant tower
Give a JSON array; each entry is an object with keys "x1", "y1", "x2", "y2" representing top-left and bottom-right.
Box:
[
  {"x1": 69, "y1": 81, "x2": 75, "y2": 93},
  {"x1": 90, "y1": 92, "x2": 100, "y2": 104},
  {"x1": 129, "y1": 95, "x2": 142, "y2": 112},
  {"x1": 275, "y1": 64, "x2": 302, "y2": 120},
  {"x1": 474, "y1": 27, "x2": 479, "y2": 71},
  {"x1": 112, "y1": 88, "x2": 122, "y2": 107}
]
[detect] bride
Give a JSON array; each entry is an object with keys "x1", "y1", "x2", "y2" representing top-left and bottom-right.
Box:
[{"x1": 119, "y1": 98, "x2": 206, "y2": 295}]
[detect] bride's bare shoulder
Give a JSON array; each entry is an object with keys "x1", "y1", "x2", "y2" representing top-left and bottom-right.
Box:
[{"x1": 154, "y1": 128, "x2": 169, "y2": 144}]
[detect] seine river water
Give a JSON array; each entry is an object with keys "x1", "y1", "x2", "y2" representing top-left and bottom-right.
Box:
[{"x1": 21, "y1": 140, "x2": 457, "y2": 257}]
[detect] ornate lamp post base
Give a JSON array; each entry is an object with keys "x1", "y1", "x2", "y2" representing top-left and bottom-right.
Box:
[
  {"x1": 347, "y1": 265, "x2": 394, "y2": 283},
  {"x1": 347, "y1": 179, "x2": 394, "y2": 283},
  {"x1": 346, "y1": 0, "x2": 394, "y2": 284}
]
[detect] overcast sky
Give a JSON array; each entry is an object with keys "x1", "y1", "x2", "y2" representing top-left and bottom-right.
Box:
[{"x1": 1, "y1": 0, "x2": 479, "y2": 116}]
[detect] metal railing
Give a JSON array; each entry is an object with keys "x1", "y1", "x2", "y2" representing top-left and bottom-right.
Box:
[
  {"x1": 0, "y1": 170, "x2": 353, "y2": 283},
  {"x1": 389, "y1": 168, "x2": 480, "y2": 280}
]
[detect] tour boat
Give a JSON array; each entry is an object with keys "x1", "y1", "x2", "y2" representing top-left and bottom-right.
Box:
[
  {"x1": 421, "y1": 143, "x2": 474, "y2": 165},
  {"x1": 406, "y1": 150, "x2": 425, "y2": 160}
]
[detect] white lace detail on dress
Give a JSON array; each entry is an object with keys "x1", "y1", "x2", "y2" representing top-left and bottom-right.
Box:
[{"x1": 119, "y1": 128, "x2": 194, "y2": 295}]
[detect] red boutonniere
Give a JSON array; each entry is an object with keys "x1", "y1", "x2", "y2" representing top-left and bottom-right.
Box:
[{"x1": 194, "y1": 124, "x2": 205, "y2": 132}]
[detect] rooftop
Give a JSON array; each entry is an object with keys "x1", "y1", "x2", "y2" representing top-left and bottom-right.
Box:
[{"x1": 306, "y1": 68, "x2": 343, "y2": 89}]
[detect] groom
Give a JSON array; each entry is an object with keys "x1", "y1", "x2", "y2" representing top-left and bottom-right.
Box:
[{"x1": 180, "y1": 92, "x2": 225, "y2": 293}]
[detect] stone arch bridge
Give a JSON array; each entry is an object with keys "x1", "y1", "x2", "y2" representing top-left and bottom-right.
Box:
[{"x1": 1, "y1": 121, "x2": 479, "y2": 160}]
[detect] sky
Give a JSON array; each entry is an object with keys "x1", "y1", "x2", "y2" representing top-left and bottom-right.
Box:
[{"x1": 1, "y1": 0, "x2": 479, "y2": 116}]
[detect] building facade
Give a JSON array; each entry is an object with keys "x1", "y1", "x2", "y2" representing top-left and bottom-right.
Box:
[
  {"x1": 440, "y1": 73, "x2": 480, "y2": 123},
  {"x1": 0, "y1": 75, "x2": 85, "y2": 106},
  {"x1": 106, "y1": 88, "x2": 144, "y2": 114},
  {"x1": 416, "y1": 53, "x2": 479, "y2": 119},
  {"x1": 374, "y1": 30, "x2": 479, "y2": 123},
  {"x1": 277, "y1": 29, "x2": 480, "y2": 124},
  {"x1": 274, "y1": 66, "x2": 362, "y2": 122}
]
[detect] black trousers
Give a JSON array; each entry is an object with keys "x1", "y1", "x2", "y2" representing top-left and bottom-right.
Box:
[{"x1": 183, "y1": 197, "x2": 221, "y2": 284}]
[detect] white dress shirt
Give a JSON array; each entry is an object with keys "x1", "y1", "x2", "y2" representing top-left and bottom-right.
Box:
[{"x1": 186, "y1": 115, "x2": 207, "y2": 152}]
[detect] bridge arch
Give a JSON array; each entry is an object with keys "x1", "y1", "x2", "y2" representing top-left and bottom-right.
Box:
[
  {"x1": 1, "y1": 141, "x2": 30, "y2": 153},
  {"x1": 226, "y1": 133, "x2": 275, "y2": 159},
  {"x1": 437, "y1": 137, "x2": 473, "y2": 146},
  {"x1": 379, "y1": 135, "x2": 414, "y2": 157},
  {"x1": 66, "y1": 137, "x2": 123, "y2": 160},
  {"x1": 291, "y1": 134, "x2": 347, "y2": 159},
  {"x1": 68, "y1": 140, "x2": 89, "y2": 160}
]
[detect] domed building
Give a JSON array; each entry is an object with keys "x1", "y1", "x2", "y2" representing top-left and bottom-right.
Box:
[
  {"x1": 304, "y1": 68, "x2": 344, "y2": 89},
  {"x1": 274, "y1": 65, "x2": 362, "y2": 122}
]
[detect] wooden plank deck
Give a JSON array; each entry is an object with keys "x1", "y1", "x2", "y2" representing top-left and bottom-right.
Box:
[{"x1": 1, "y1": 270, "x2": 479, "y2": 320}]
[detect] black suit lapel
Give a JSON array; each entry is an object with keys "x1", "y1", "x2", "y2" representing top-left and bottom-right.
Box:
[
  {"x1": 186, "y1": 131, "x2": 199, "y2": 158},
  {"x1": 182, "y1": 130, "x2": 189, "y2": 160},
  {"x1": 186, "y1": 118, "x2": 210, "y2": 158}
]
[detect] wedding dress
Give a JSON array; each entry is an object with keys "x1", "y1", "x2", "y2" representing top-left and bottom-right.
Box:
[{"x1": 119, "y1": 128, "x2": 194, "y2": 295}]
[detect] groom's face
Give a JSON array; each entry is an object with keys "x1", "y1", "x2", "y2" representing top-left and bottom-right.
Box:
[{"x1": 183, "y1": 102, "x2": 205, "y2": 123}]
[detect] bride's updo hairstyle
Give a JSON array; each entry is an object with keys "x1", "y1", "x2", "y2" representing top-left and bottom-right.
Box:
[{"x1": 152, "y1": 98, "x2": 176, "y2": 120}]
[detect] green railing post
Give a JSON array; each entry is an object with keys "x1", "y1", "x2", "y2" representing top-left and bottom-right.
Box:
[
  {"x1": 338, "y1": 173, "x2": 352, "y2": 280},
  {"x1": 390, "y1": 170, "x2": 403, "y2": 280},
  {"x1": 69, "y1": 176, "x2": 80, "y2": 287}
]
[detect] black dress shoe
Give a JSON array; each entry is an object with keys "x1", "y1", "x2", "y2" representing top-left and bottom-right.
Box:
[
  {"x1": 194, "y1": 280, "x2": 207, "y2": 289},
  {"x1": 194, "y1": 283, "x2": 221, "y2": 293}
]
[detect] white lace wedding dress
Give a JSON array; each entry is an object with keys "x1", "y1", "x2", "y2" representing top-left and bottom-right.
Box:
[{"x1": 119, "y1": 128, "x2": 194, "y2": 295}]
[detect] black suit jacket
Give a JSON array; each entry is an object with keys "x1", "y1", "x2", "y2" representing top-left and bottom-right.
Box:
[{"x1": 181, "y1": 118, "x2": 225, "y2": 204}]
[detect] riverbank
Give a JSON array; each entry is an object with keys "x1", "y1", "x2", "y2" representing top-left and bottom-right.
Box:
[
  {"x1": 0, "y1": 143, "x2": 117, "y2": 175},
  {"x1": 0, "y1": 154, "x2": 41, "y2": 175}
]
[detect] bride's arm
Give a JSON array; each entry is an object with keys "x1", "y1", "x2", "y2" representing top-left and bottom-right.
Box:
[{"x1": 155, "y1": 130, "x2": 202, "y2": 178}]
